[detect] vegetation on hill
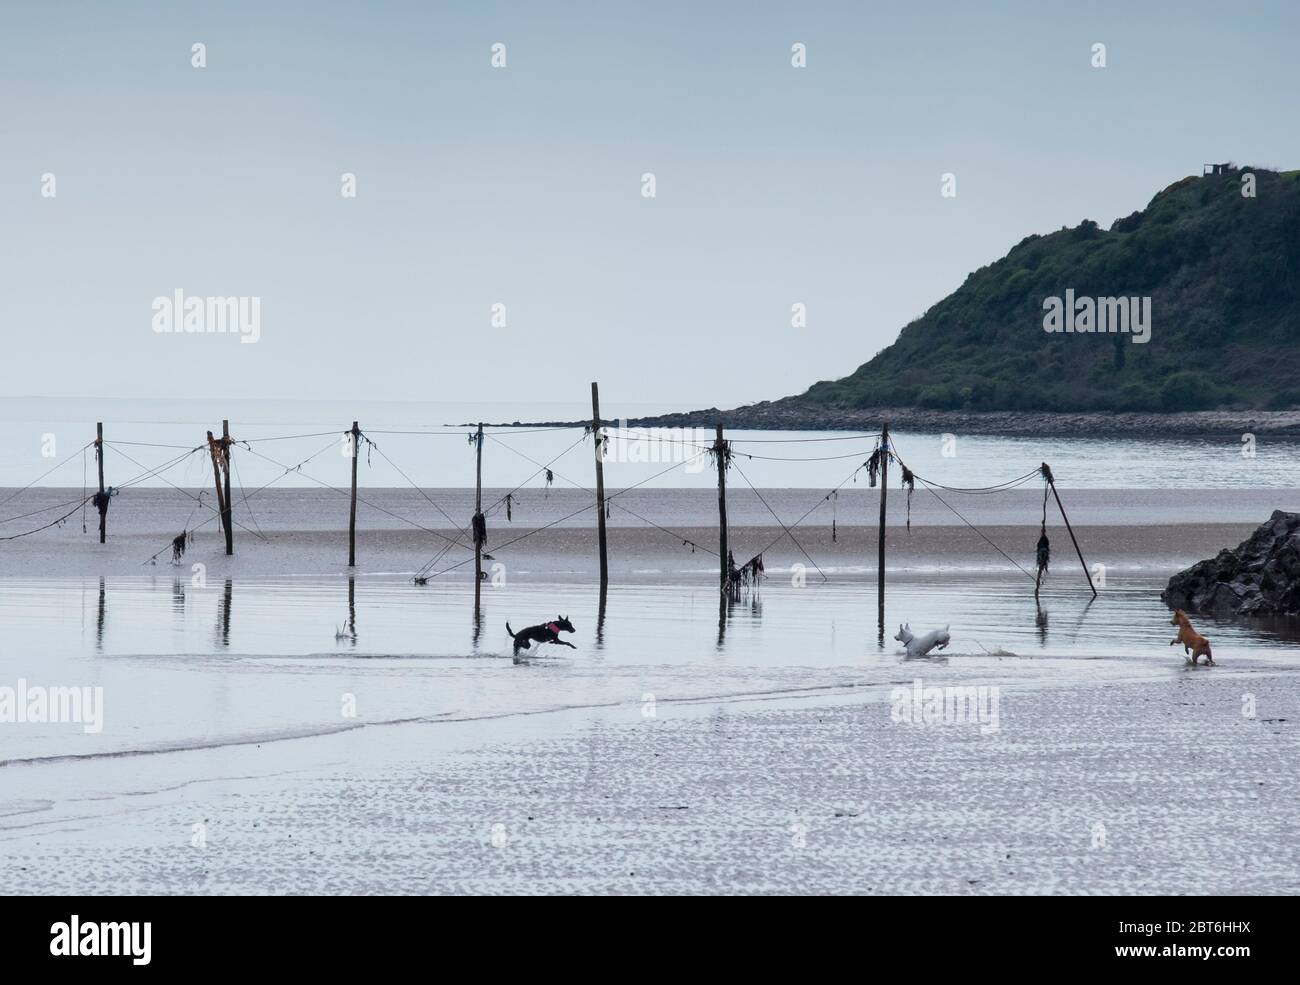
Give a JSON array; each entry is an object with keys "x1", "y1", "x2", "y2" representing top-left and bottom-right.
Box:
[{"x1": 795, "y1": 168, "x2": 1300, "y2": 412}]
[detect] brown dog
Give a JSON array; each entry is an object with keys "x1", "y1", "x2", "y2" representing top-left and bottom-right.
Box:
[{"x1": 1169, "y1": 609, "x2": 1214, "y2": 665}]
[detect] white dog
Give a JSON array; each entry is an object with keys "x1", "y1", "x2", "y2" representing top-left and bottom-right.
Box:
[{"x1": 894, "y1": 623, "x2": 951, "y2": 658}]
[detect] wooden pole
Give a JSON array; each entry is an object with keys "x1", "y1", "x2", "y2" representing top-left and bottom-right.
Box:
[
  {"x1": 348, "y1": 421, "x2": 360, "y2": 567},
  {"x1": 95, "y1": 422, "x2": 106, "y2": 543},
  {"x1": 206, "y1": 430, "x2": 228, "y2": 541},
  {"x1": 878, "y1": 421, "x2": 889, "y2": 624},
  {"x1": 1043, "y1": 463, "x2": 1097, "y2": 599},
  {"x1": 473, "y1": 422, "x2": 484, "y2": 619},
  {"x1": 715, "y1": 424, "x2": 729, "y2": 593},
  {"x1": 221, "y1": 419, "x2": 233, "y2": 556},
  {"x1": 591, "y1": 383, "x2": 609, "y2": 595}
]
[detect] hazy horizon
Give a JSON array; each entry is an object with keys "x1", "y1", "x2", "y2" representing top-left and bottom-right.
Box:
[{"x1": 6, "y1": 0, "x2": 1300, "y2": 411}]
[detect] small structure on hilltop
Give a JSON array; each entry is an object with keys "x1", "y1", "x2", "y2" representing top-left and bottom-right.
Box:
[{"x1": 1203, "y1": 161, "x2": 1236, "y2": 176}]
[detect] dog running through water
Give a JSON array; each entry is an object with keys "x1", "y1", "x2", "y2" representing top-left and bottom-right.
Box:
[
  {"x1": 507, "y1": 615, "x2": 576, "y2": 658},
  {"x1": 1169, "y1": 609, "x2": 1214, "y2": 665},
  {"x1": 894, "y1": 623, "x2": 951, "y2": 658}
]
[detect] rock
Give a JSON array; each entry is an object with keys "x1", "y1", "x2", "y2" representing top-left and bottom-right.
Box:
[{"x1": 1163, "y1": 511, "x2": 1300, "y2": 617}]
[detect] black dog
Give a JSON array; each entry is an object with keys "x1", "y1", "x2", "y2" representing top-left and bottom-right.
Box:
[{"x1": 507, "y1": 615, "x2": 576, "y2": 657}]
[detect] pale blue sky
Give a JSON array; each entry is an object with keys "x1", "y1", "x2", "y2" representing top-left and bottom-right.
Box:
[{"x1": 3, "y1": 0, "x2": 1298, "y2": 411}]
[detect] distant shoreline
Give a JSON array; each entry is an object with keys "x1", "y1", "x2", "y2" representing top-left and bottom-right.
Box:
[{"x1": 482, "y1": 405, "x2": 1300, "y2": 438}]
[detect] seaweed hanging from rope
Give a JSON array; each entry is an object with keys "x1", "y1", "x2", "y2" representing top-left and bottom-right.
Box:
[
  {"x1": 727, "y1": 551, "x2": 764, "y2": 589},
  {"x1": 1035, "y1": 481, "x2": 1051, "y2": 587},
  {"x1": 866, "y1": 444, "x2": 884, "y2": 487},
  {"x1": 471, "y1": 511, "x2": 487, "y2": 550},
  {"x1": 828, "y1": 490, "x2": 838, "y2": 542},
  {"x1": 544, "y1": 469, "x2": 554, "y2": 497},
  {"x1": 505, "y1": 493, "x2": 513, "y2": 522},
  {"x1": 171, "y1": 531, "x2": 190, "y2": 563},
  {"x1": 900, "y1": 465, "x2": 915, "y2": 531}
]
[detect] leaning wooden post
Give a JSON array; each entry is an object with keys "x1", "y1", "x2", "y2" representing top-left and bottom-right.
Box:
[
  {"x1": 1042, "y1": 462, "x2": 1097, "y2": 598},
  {"x1": 206, "y1": 430, "x2": 228, "y2": 540},
  {"x1": 714, "y1": 424, "x2": 729, "y2": 593},
  {"x1": 591, "y1": 383, "x2": 609, "y2": 595},
  {"x1": 221, "y1": 419, "x2": 233, "y2": 556},
  {"x1": 95, "y1": 422, "x2": 106, "y2": 543},
  {"x1": 348, "y1": 421, "x2": 360, "y2": 567},
  {"x1": 473, "y1": 423, "x2": 484, "y2": 619},
  {"x1": 878, "y1": 421, "x2": 890, "y2": 625}
]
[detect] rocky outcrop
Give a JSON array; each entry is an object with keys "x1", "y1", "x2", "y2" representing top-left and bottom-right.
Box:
[
  {"x1": 493, "y1": 407, "x2": 1300, "y2": 438},
  {"x1": 1163, "y1": 510, "x2": 1300, "y2": 617}
]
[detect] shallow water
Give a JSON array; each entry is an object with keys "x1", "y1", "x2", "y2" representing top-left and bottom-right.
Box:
[
  {"x1": 1, "y1": 568, "x2": 1295, "y2": 768},
  {"x1": 8, "y1": 571, "x2": 1299, "y2": 663}
]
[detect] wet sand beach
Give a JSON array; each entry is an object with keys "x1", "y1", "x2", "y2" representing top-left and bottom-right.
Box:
[{"x1": 4, "y1": 669, "x2": 1295, "y2": 895}]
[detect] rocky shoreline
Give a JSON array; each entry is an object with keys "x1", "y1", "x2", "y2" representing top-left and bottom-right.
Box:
[
  {"x1": 1164, "y1": 510, "x2": 1300, "y2": 618},
  {"x1": 484, "y1": 401, "x2": 1300, "y2": 438}
]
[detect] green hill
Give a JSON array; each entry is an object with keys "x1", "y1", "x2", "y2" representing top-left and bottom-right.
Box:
[{"x1": 796, "y1": 168, "x2": 1300, "y2": 412}]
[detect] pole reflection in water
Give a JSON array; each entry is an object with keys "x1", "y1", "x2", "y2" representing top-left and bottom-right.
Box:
[
  {"x1": 95, "y1": 577, "x2": 106, "y2": 652},
  {"x1": 347, "y1": 576, "x2": 357, "y2": 647},
  {"x1": 594, "y1": 585, "x2": 607, "y2": 651},
  {"x1": 216, "y1": 578, "x2": 232, "y2": 648}
]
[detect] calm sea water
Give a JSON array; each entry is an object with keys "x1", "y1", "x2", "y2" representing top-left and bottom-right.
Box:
[
  {"x1": 1, "y1": 397, "x2": 1298, "y2": 489},
  {"x1": 3, "y1": 400, "x2": 1298, "y2": 772}
]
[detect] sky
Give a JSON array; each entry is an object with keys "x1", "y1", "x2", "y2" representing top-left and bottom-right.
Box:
[{"x1": 3, "y1": 0, "x2": 1299, "y2": 414}]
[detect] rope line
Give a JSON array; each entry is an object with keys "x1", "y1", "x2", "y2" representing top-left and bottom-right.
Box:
[
  {"x1": 411, "y1": 430, "x2": 594, "y2": 579},
  {"x1": 109, "y1": 443, "x2": 270, "y2": 544},
  {"x1": 231, "y1": 454, "x2": 267, "y2": 541},
  {"x1": 747, "y1": 460, "x2": 872, "y2": 561},
  {"x1": 735, "y1": 448, "x2": 880, "y2": 463},
  {"x1": 104, "y1": 439, "x2": 202, "y2": 450},
  {"x1": 728, "y1": 457, "x2": 827, "y2": 583},
  {"x1": 0, "y1": 495, "x2": 99, "y2": 526},
  {"x1": 920, "y1": 483, "x2": 1040, "y2": 582},
  {"x1": 416, "y1": 449, "x2": 710, "y2": 580},
  {"x1": 140, "y1": 438, "x2": 338, "y2": 564},
  {"x1": 238, "y1": 444, "x2": 467, "y2": 551},
  {"x1": 2, "y1": 445, "x2": 203, "y2": 540},
  {"x1": 727, "y1": 432, "x2": 885, "y2": 444},
  {"x1": 362, "y1": 433, "x2": 475, "y2": 552},
  {"x1": 239, "y1": 431, "x2": 345, "y2": 443},
  {"x1": 0, "y1": 440, "x2": 95, "y2": 508},
  {"x1": 892, "y1": 463, "x2": 1041, "y2": 494},
  {"x1": 884, "y1": 437, "x2": 1040, "y2": 579},
  {"x1": 487, "y1": 433, "x2": 718, "y2": 558},
  {"x1": 239, "y1": 436, "x2": 338, "y2": 498},
  {"x1": 0, "y1": 499, "x2": 93, "y2": 540}
]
